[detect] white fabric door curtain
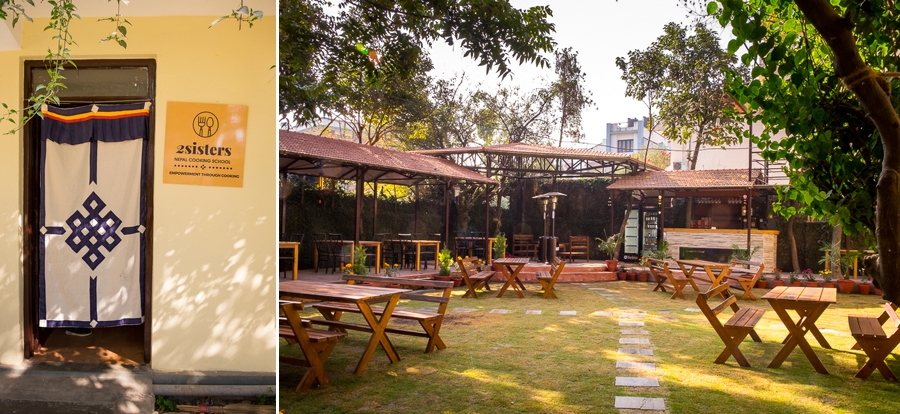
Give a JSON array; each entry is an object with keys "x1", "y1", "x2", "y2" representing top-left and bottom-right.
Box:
[{"x1": 39, "y1": 103, "x2": 150, "y2": 328}]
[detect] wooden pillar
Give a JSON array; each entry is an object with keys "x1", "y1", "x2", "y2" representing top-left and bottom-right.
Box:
[
  {"x1": 414, "y1": 185, "x2": 419, "y2": 236},
  {"x1": 658, "y1": 190, "x2": 665, "y2": 243},
  {"x1": 609, "y1": 190, "x2": 615, "y2": 236},
  {"x1": 372, "y1": 181, "x2": 378, "y2": 239},
  {"x1": 485, "y1": 157, "x2": 492, "y2": 263},
  {"x1": 746, "y1": 188, "x2": 752, "y2": 252},
  {"x1": 443, "y1": 181, "x2": 451, "y2": 248},
  {"x1": 354, "y1": 168, "x2": 364, "y2": 245}
]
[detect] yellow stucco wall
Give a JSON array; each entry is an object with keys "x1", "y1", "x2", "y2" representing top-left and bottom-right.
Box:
[{"x1": 0, "y1": 12, "x2": 276, "y2": 372}]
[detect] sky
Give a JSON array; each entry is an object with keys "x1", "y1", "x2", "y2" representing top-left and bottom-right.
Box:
[{"x1": 427, "y1": 0, "x2": 710, "y2": 149}]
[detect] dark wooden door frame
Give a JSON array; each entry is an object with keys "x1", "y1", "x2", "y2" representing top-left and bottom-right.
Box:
[{"x1": 23, "y1": 59, "x2": 156, "y2": 363}]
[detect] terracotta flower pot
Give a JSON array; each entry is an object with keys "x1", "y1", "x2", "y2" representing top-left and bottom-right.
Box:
[
  {"x1": 434, "y1": 275, "x2": 452, "y2": 282},
  {"x1": 605, "y1": 259, "x2": 619, "y2": 272},
  {"x1": 756, "y1": 279, "x2": 768, "y2": 289},
  {"x1": 874, "y1": 287, "x2": 883, "y2": 296},
  {"x1": 823, "y1": 282, "x2": 836, "y2": 288},
  {"x1": 771, "y1": 280, "x2": 785, "y2": 287},
  {"x1": 637, "y1": 271, "x2": 649, "y2": 282},
  {"x1": 617, "y1": 271, "x2": 627, "y2": 280},
  {"x1": 805, "y1": 281, "x2": 820, "y2": 287},
  {"x1": 836, "y1": 279, "x2": 855, "y2": 294},
  {"x1": 858, "y1": 283, "x2": 871, "y2": 295},
  {"x1": 790, "y1": 281, "x2": 803, "y2": 287},
  {"x1": 627, "y1": 273, "x2": 636, "y2": 281}
]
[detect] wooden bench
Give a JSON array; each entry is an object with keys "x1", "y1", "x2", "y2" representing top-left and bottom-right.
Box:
[
  {"x1": 726, "y1": 260, "x2": 765, "y2": 300},
  {"x1": 279, "y1": 300, "x2": 348, "y2": 391},
  {"x1": 512, "y1": 234, "x2": 538, "y2": 260},
  {"x1": 696, "y1": 283, "x2": 765, "y2": 367},
  {"x1": 457, "y1": 257, "x2": 495, "y2": 298},
  {"x1": 559, "y1": 235, "x2": 589, "y2": 262},
  {"x1": 309, "y1": 275, "x2": 453, "y2": 353},
  {"x1": 535, "y1": 257, "x2": 566, "y2": 299},
  {"x1": 849, "y1": 302, "x2": 900, "y2": 380},
  {"x1": 647, "y1": 258, "x2": 699, "y2": 300}
]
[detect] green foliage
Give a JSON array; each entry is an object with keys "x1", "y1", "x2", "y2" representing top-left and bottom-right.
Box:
[
  {"x1": 351, "y1": 245, "x2": 369, "y2": 275},
  {"x1": 97, "y1": 0, "x2": 131, "y2": 48},
  {"x1": 631, "y1": 141, "x2": 672, "y2": 170},
  {"x1": 438, "y1": 248, "x2": 453, "y2": 276},
  {"x1": 617, "y1": 22, "x2": 748, "y2": 169},
  {"x1": 209, "y1": 4, "x2": 264, "y2": 30},
  {"x1": 730, "y1": 243, "x2": 761, "y2": 261},
  {"x1": 642, "y1": 240, "x2": 671, "y2": 261},
  {"x1": 595, "y1": 233, "x2": 620, "y2": 259},
  {"x1": 154, "y1": 396, "x2": 177, "y2": 413},
  {"x1": 254, "y1": 391, "x2": 275, "y2": 405},
  {"x1": 552, "y1": 47, "x2": 594, "y2": 147},
  {"x1": 279, "y1": 0, "x2": 556, "y2": 126},
  {"x1": 710, "y1": 0, "x2": 898, "y2": 243},
  {"x1": 492, "y1": 233, "x2": 507, "y2": 259}
]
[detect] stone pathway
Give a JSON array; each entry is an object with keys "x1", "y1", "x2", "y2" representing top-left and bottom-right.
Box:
[{"x1": 612, "y1": 294, "x2": 666, "y2": 411}]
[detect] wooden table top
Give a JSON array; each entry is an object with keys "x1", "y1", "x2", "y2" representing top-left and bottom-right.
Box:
[
  {"x1": 280, "y1": 281, "x2": 407, "y2": 302},
  {"x1": 762, "y1": 286, "x2": 837, "y2": 304},
  {"x1": 676, "y1": 259, "x2": 730, "y2": 268},
  {"x1": 493, "y1": 257, "x2": 531, "y2": 265}
]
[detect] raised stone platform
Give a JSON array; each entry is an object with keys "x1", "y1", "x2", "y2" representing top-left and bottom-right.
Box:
[{"x1": 490, "y1": 261, "x2": 616, "y2": 283}]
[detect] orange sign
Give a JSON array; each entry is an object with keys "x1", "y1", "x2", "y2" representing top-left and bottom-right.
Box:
[{"x1": 163, "y1": 102, "x2": 248, "y2": 187}]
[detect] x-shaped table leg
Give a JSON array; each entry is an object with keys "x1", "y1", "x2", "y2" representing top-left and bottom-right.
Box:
[
  {"x1": 354, "y1": 296, "x2": 401, "y2": 374},
  {"x1": 768, "y1": 302, "x2": 831, "y2": 374},
  {"x1": 496, "y1": 264, "x2": 526, "y2": 298}
]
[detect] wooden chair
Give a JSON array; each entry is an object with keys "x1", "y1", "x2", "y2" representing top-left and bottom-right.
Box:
[
  {"x1": 695, "y1": 283, "x2": 765, "y2": 367},
  {"x1": 647, "y1": 258, "x2": 699, "y2": 300},
  {"x1": 457, "y1": 257, "x2": 494, "y2": 298},
  {"x1": 279, "y1": 300, "x2": 348, "y2": 391},
  {"x1": 849, "y1": 302, "x2": 900, "y2": 380},
  {"x1": 279, "y1": 233, "x2": 303, "y2": 278},
  {"x1": 512, "y1": 234, "x2": 538, "y2": 260},
  {"x1": 535, "y1": 257, "x2": 566, "y2": 299},
  {"x1": 560, "y1": 236, "x2": 589, "y2": 262},
  {"x1": 311, "y1": 275, "x2": 454, "y2": 353},
  {"x1": 726, "y1": 260, "x2": 765, "y2": 300}
]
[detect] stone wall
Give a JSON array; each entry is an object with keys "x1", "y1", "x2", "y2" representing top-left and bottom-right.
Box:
[{"x1": 664, "y1": 229, "x2": 779, "y2": 270}]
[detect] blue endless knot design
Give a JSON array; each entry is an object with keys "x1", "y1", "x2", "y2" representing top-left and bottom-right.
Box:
[{"x1": 65, "y1": 192, "x2": 122, "y2": 270}]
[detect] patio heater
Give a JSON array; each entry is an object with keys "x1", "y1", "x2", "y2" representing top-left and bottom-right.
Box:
[{"x1": 534, "y1": 192, "x2": 567, "y2": 263}]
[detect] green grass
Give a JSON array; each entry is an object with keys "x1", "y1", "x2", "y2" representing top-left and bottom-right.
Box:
[{"x1": 279, "y1": 282, "x2": 900, "y2": 413}]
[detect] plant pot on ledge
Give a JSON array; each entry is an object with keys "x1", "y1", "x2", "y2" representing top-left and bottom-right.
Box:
[
  {"x1": 756, "y1": 278, "x2": 768, "y2": 289},
  {"x1": 772, "y1": 279, "x2": 785, "y2": 287},
  {"x1": 858, "y1": 283, "x2": 871, "y2": 295},
  {"x1": 637, "y1": 271, "x2": 649, "y2": 282},
  {"x1": 605, "y1": 259, "x2": 619, "y2": 272},
  {"x1": 617, "y1": 271, "x2": 627, "y2": 281},
  {"x1": 836, "y1": 279, "x2": 855, "y2": 294}
]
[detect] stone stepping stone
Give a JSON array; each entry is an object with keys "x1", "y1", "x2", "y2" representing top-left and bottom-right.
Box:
[
  {"x1": 489, "y1": 309, "x2": 510, "y2": 314},
  {"x1": 619, "y1": 314, "x2": 644, "y2": 319},
  {"x1": 615, "y1": 377, "x2": 660, "y2": 387},
  {"x1": 820, "y1": 329, "x2": 841, "y2": 335},
  {"x1": 619, "y1": 321, "x2": 645, "y2": 327},
  {"x1": 559, "y1": 310, "x2": 577, "y2": 316},
  {"x1": 619, "y1": 338, "x2": 651, "y2": 345},
  {"x1": 619, "y1": 306, "x2": 640, "y2": 309},
  {"x1": 419, "y1": 307, "x2": 438, "y2": 312},
  {"x1": 454, "y1": 308, "x2": 476, "y2": 313},
  {"x1": 619, "y1": 348, "x2": 654, "y2": 356},
  {"x1": 614, "y1": 396, "x2": 666, "y2": 411},
  {"x1": 525, "y1": 310, "x2": 542, "y2": 315},
  {"x1": 657, "y1": 310, "x2": 674, "y2": 314},
  {"x1": 588, "y1": 287, "x2": 605, "y2": 291},
  {"x1": 685, "y1": 308, "x2": 702, "y2": 312},
  {"x1": 616, "y1": 361, "x2": 656, "y2": 370},
  {"x1": 592, "y1": 311, "x2": 613, "y2": 317},
  {"x1": 620, "y1": 329, "x2": 650, "y2": 335}
]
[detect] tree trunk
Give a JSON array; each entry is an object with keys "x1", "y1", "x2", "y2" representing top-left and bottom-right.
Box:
[
  {"x1": 788, "y1": 214, "x2": 799, "y2": 272},
  {"x1": 614, "y1": 191, "x2": 634, "y2": 261},
  {"x1": 689, "y1": 124, "x2": 705, "y2": 170},
  {"x1": 795, "y1": 0, "x2": 900, "y2": 302},
  {"x1": 831, "y1": 224, "x2": 843, "y2": 280}
]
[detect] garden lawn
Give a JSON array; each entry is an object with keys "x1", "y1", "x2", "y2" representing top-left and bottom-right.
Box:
[{"x1": 279, "y1": 281, "x2": 899, "y2": 413}]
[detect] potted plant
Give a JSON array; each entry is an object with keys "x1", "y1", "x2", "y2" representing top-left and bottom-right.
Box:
[
  {"x1": 756, "y1": 274, "x2": 768, "y2": 289},
  {"x1": 636, "y1": 257, "x2": 650, "y2": 282},
  {"x1": 617, "y1": 264, "x2": 627, "y2": 280},
  {"x1": 596, "y1": 233, "x2": 620, "y2": 272},
  {"x1": 822, "y1": 271, "x2": 835, "y2": 288},
  {"x1": 771, "y1": 272, "x2": 785, "y2": 287},
  {"x1": 789, "y1": 272, "x2": 802, "y2": 287},
  {"x1": 350, "y1": 245, "x2": 369, "y2": 276},
  {"x1": 835, "y1": 251, "x2": 860, "y2": 293},
  {"x1": 627, "y1": 267, "x2": 637, "y2": 281},
  {"x1": 858, "y1": 274, "x2": 871, "y2": 295},
  {"x1": 802, "y1": 268, "x2": 818, "y2": 287},
  {"x1": 436, "y1": 248, "x2": 455, "y2": 283},
  {"x1": 490, "y1": 233, "x2": 507, "y2": 273}
]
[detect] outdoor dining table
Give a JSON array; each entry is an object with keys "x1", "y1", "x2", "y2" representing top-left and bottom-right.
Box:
[
  {"x1": 454, "y1": 236, "x2": 496, "y2": 264},
  {"x1": 313, "y1": 240, "x2": 382, "y2": 274},
  {"x1": 762, "y1": 286, "x2": 838, "y2": 374},
  {"x1": 492, "y1": 257, "x2": 530, "y2": 298},
  {"x1": 386, "y1": 238, "x2": 441, "y2": 271},
  {"x1": 675, "y1": 259, "x2": 732, "y2": 287},
  {"x1": 279, "y1": 241, "x2": 300, "y2": 280},
  {"x1": 279, "y1": 280, "x2": 408, "y2": 374}
]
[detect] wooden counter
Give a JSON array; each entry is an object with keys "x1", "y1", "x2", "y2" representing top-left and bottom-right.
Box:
[{"x1": 664, "y1": 228, "x2": 779, "y2": 271}]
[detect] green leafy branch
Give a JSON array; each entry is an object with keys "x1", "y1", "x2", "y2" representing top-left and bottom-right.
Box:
[
  {"x1": 209, "y1": 3, "x2": 263, "y2": 30},
  {"x1": 0, "y1": 0, "x2": 35, "y2": 26},
  {"x1": 98, "y1": 0, "x2": 130, "y2": 49}
]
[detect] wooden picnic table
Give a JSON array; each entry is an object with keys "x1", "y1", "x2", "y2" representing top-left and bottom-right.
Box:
[
  {"x1": 762, "y1": 286, "x2": 837, "y2": 374},
  {"x1": 492, "y1": 257, "x2": 530, "y2": 298},
  {"x1": 675, "y1": 259, "x2": 732, "y2": 287},
  {"x1": 313, "y1": 240, "x2": 382, "y2": 274},
  {"x1": 385, "y1": 239, "x2": 440, "y2": 271},
  {"x1": 279, "y1": 241, "x2": 300, "y2": 280},
  {"x1": 454, "y1": 236, "x2": 496, "y2": 264},
  {"x1": 279, "y1": 280, "x2": 408, "y2": 374}
]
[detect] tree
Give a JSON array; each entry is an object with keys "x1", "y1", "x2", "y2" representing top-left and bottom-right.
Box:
[
  {"x1": 279, "y1": 0, "x2": 556, "y2": 128},
  {"x1": 552, "y1": 47, "x2": 594, "y2": 147},
  {"x1": 476, "y1": 85, "x2": 556, "y2": 145},
  {"x1": 395, "y1": 76, "x2": 491, "y2": 150},
  {"x1": 617, "y1": 22, "x2": 748, "y2": 169},
  {"x1": 710, "y1": 0, "x2": 900, "y2": 302}
]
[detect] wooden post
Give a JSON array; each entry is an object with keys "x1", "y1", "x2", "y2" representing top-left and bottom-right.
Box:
[
  {"x1": 355, "y1": 169, "x2": 364, "y2": 245},
  {"x1": 485, "y1": 157, "x2": 492, "y2": 263},
  {"x1": 372, "y1": 181, "x2": 378, "y2": 240},
  {"x1": 444, "y1": 181, "x2": 451, "y2": 248}
]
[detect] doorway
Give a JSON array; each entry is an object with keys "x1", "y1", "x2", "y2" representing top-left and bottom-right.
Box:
[{"x1": 23, "y1": 59, "x2": 155, "y2": 364}]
